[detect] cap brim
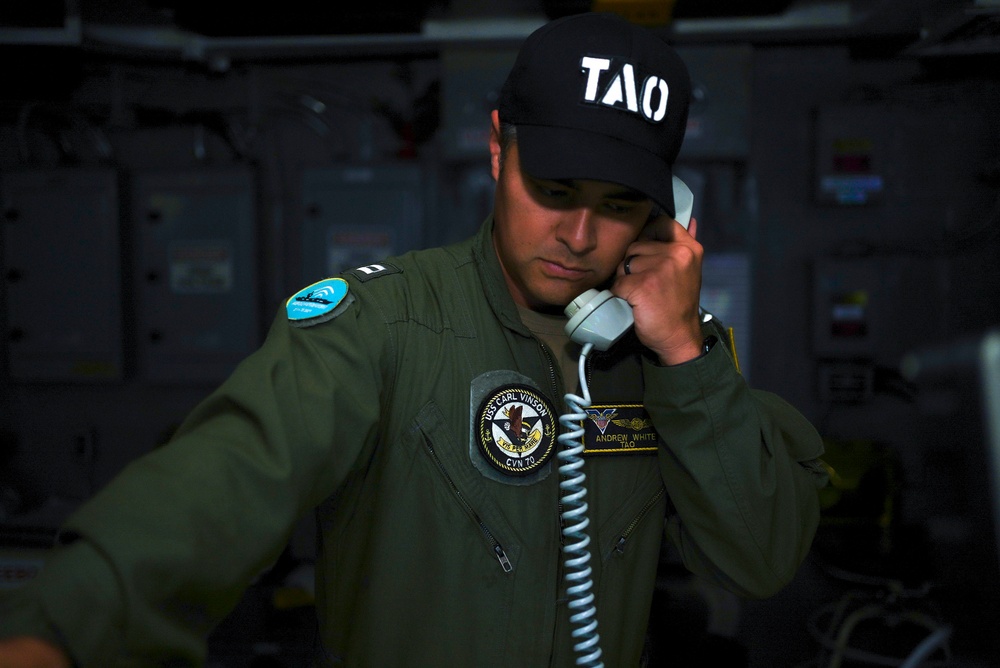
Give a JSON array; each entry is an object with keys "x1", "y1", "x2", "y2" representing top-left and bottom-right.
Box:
[{"x1": 514, "y1": 124, "x2": 676, "y2": 218}]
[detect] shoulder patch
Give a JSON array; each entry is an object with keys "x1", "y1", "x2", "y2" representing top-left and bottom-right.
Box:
[
  {"x1": 346, "y1": 262, "x2": 402, "y2": 282},
  {"x1": 286, "y1": 278, "x2": 351, "y2": 327}
]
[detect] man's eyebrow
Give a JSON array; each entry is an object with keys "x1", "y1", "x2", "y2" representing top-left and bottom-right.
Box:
[
  {"x1": 544, "y1": 178, "x2": 649, "y2": 202},
  {"x1": 605, "y1": 188, "x2": 648, "y2": 202}
]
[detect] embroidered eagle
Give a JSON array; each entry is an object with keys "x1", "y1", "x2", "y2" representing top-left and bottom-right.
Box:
[
  {"x1": 504, "y1": 405, "x2": 525, "y2": 444},
  {"x1": 612, "y1": 417, "x2": 654, "y2": 431}
]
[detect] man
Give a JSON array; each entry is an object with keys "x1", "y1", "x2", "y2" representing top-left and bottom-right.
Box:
[{"x1": 0, "y1": 12, "x2": 826, "y2": 667}]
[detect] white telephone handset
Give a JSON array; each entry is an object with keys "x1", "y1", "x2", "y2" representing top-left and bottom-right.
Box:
[
  {"x1": 563, "y1": 176, "x2": 693, "y2": 349},
  {"x1": 672, "y1": 174, "x2": 694, "y2": 230},
  {"x1": 557, "y1": 176, "x2": 693, "y2": 668}
]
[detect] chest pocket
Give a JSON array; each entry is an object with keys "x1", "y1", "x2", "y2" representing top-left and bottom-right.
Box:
[
  {"x1": 412, "y1": 401, "x2": 522, "y2": 574},
  {"x1": 585, "y1": 453, "x2": 667, "y2": 561}
]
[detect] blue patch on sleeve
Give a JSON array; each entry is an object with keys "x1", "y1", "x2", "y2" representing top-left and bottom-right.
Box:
[{"x1": 286, "y1": 278, "x2": 349, "y2": 323}]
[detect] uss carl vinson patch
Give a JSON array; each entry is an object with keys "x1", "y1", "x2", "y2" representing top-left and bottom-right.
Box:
[{"x1": 476, "y1": 384, "x2": 557, "y2": 477}]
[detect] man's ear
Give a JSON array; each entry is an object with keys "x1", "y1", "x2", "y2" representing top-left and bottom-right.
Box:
[{"x1": 489, "y1": 109, "x2": 502, "y2": 181}]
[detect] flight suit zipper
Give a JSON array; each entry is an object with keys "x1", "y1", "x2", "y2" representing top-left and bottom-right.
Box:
[
  {"x1": 612, "y1": 487, "x2": 666, "y2": 556},
  {"x1": 423, "y1": 440, "x2": 513, "y2": 572},
  {"x1": 537, "y1": 341, "x2": 561, "y2": 402},
  {"x1": 540, "y1": 338, "x2": 573, "y2": 663}
]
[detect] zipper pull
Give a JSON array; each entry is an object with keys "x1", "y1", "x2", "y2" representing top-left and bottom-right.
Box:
[
  {"x1": 614, "y1": 536, "x2": 626, "y2": 555},
  {"x1": 494, "y1": 544, "x2": 513, "y2": 572}
]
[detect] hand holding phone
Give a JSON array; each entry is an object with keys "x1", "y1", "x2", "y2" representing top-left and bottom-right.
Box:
[{"x1": 565, "y1": 176, "x2": 704, "y2": 365}]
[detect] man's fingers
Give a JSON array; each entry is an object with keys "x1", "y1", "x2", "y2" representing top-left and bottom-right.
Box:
[
  {"x1": 638, "y1": 215, "x2": 672, "y2": 241},
  {"x1": 621, "y1": 253, "x2": 641, "y2": 277},
  {"x1": 638, "y1": 215, "x2": 696, "y2": 242}
]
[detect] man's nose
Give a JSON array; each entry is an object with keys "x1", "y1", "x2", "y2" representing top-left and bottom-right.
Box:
[{"x1": 556, "y1": 209, "x2": 597, "y2": 255}]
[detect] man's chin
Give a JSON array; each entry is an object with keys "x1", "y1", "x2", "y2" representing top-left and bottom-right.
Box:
[
  {"x1": 532, "y1": 302, "x2": 568, "y2": 315},
  {"x1": 527, "y1": 275, "x2": 611, "y2": 314},
  {"x1": 532, "y1": 289, "x2": 587, "y2": 314}
]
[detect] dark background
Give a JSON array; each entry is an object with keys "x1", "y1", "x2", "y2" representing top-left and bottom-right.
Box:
[{"x1": 2, "y1": 1, "x2": 999, "y2": 666}]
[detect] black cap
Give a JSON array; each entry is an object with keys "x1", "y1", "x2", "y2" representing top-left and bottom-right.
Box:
[{"x1": 498, "y1": 12, "x2": 691, "y2": 217}]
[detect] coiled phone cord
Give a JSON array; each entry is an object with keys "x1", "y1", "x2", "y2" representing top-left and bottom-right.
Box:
[{"x1": 557, "y1": 341, "x2": 604, "y2": 668}]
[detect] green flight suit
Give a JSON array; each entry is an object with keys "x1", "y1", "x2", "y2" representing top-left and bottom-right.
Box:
[{"x1": 0, "y1": 218, "x2": 826, "y2": 666}]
